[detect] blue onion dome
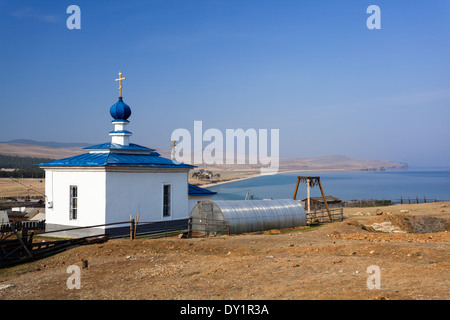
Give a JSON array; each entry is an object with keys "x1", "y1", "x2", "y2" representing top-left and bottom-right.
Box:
[{"x1": 110, "y1": 97, "x2": 131, "y2": 121}]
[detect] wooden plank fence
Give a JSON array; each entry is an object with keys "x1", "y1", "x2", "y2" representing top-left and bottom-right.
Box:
[
  {"x1": 343, "y1": 197, "x2": 448, "y2": 208},
  {"x1": 391, "y1": 196, "x2": 446, "y2": 205},
  {"x1": 0, "y1": 220, "x2": 45, "y2": 234},
  {"x1": 306, "y1": 208, "x2": 343, "y2": 225}
]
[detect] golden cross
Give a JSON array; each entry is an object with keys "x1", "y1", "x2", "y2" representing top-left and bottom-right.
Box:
[
  {"x1": 115, "y1": 71, "x2": 126, "y2": 97},
  {"x1": 170, "y1": 140, "x2": 177, "y2": 160}
]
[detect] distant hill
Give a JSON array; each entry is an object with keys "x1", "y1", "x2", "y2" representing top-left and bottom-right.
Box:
[
  {"x1": 278, "y1": 155, "x2": 408, "y2": 171},
  {"x1": 195, "y1": 155, "x2": 408, "y2": 172},
  {"x1": 0, "y1": 140, "x2": 408, "y2": 171},
  {"x1": 1, "y1": 139, "x2": 92, "y2": 149},
  {"x1": 0, "y1": 143, "x2": 86, "y2": 159}
]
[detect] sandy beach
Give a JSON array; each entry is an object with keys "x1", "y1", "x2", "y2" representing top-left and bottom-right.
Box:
[
  {"x1": 194, "y1": 168, "x2": 355, "y2": 188},
  {"x1": 198, "y1": 173, "x2": 263, "y2": 188}
]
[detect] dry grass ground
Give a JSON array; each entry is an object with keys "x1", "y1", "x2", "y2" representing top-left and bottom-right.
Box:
[
  {"x1": 343, "y1": 201, "x2": 450, "y2": 220},
  {"x1": 0, "y1": 202, "x2": 448, "y2": 300},
  {"x1": 0, "y1": 178, "x2": 45, "y2": 198}
]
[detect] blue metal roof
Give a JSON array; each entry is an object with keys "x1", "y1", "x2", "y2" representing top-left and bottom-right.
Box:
[
  {"x1": 39, "y1": 152, "x2": 194, "y2": 168},
  {"x1": 109, "y1": 130, "x2": 132, "y2": 134},
  {"x1": 188, "y1": 184, "x2": 217, "y2": 196},
  {"x1": 84, "y1": 142, "x2": 156, "y2": 152}
]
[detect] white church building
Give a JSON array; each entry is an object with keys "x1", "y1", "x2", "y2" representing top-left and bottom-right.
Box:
[{"x1": 39, "y1": 73, "x2": 215, "y2": 238}]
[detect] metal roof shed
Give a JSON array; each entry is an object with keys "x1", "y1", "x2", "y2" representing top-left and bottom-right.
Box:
[{"x1": 189, "y1": 199, "x2": 306, "y2": 235}]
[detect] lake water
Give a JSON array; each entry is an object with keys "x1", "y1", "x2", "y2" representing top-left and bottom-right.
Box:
[{"x1": 207, "y1": 168, "x2": 450, "y2": 202}]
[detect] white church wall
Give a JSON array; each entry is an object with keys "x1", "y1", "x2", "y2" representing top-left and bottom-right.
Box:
[
  {"x1": 104, "y1": 170, "x2": 189, "y2": 225},
  {"x1": 45, "y1": 169, "x2": 106, "y2": 229}
]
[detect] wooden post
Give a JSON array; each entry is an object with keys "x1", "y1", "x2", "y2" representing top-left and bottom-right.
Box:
[
  {"x1": 22, "y1": 224, "x2": 28, "y2": 244},
  {"x1": 306, "y1": 178, "x2": 311, "y2": 214},
  {"x1": 188, "y1": 217, "x2": 192, "y2": 238},
  {"x1": 82, "y1": 259, "x2": 88, "y2": 269},
  {"x1": 130, "y1": 216, "x2": 135, "y2": 240},
  {"x1": 293, "y1": 177, "x2": 300, "y2": 200},
  {"x1": 133, "y1": 214, "x2": 139, "y2": 239},
  {"x1": 317, "y1": 179, "x2": 332, "y2": 221},
  {"x1": 10, "y1": 224, "x2": 32, "y2": 257}
]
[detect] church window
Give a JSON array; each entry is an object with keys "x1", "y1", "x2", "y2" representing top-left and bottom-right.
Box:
[
  {"x1": 163, "y1": 184, "x2": 171, "y2": 217},
  {"x1": 70, "y1": 185, "x2": 78, "y2": 220}
]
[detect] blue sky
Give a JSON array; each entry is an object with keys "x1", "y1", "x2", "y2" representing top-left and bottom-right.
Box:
[{"x1": 1, "y1": 0, "x2": 450, "y2": 167}]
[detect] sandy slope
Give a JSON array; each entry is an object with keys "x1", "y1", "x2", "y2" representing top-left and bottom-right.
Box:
[{"x1": 0, "y1": 202, "x2": 448, "y2": 300}]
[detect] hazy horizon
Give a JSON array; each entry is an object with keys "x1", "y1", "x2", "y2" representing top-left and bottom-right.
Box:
[{"x1": 0, "y1": 138, "x2": 430, "y2": 170}]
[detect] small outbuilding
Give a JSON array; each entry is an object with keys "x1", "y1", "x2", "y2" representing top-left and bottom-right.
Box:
[
  {"x1": 188, "y1": 184, "x2": 217, "y2": 213},
  {"x1": 189, "y1": 199, "x2": 306, "y2": 235},
  {"x1": 301, "y1": 196, "x2": 342, "y2": 210}
]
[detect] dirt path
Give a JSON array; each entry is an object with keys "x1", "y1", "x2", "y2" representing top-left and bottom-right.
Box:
[{"x1": 0, "y1": 203, "x2": 449, "y2": 300}]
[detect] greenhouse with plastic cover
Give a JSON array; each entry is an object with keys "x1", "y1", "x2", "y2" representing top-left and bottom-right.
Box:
[{"x1": 189, "y1": 199, "x2": 307, "y2": 235}]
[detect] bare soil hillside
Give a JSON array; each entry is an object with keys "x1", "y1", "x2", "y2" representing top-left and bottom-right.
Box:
[{"x1": 0, "y1": 202, "x2": 448, "y2": 300}]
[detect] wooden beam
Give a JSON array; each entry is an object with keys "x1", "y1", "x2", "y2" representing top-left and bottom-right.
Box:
[
  {"x1": 317, "y1": 179, "x2": 332, "y2": 221},
  {"x1": 134, "y1": 214, "x2": 139, "y2": 239},
  {"x1": 130, "y1": 215, "x2": 135, "y2": 240},
  {"x1": 306, "y1": 178, "x2": 311, "y2": 213},
  {"x1": 293, "y1": 177, "x2": 300, "y2": 200}
]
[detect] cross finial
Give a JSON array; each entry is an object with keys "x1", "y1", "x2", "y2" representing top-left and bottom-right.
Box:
[
  {"x1": 170, "y1": 140, "x2": 177, "y2": 160},
  {"x1": 115, "y1": 71, "x2": 126, "y2": 98}
]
